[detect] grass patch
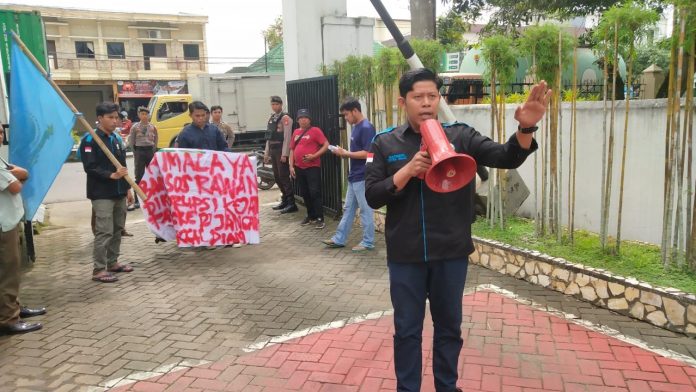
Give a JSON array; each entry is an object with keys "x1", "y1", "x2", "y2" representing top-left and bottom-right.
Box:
[{"x1": 472, "y1": 216, "x2": 696, "y2": 294}]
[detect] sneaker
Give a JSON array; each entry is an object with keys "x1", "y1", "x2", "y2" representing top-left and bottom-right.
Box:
[
  {"x1": 351, "y1": 244, "x2": 374, "y2": 252},
  {"x1": 315, "y1": 218, "x2": 325, "y2": 229},
  {"x1": 127, "y1": 204, "x2": 136, "y2": 211},
  {"x1": 300, "y1": 217, "x2": 316, "y2": 226},
  {"x1": 322, "y1": 239, "x2": 344, "y2": 248}
]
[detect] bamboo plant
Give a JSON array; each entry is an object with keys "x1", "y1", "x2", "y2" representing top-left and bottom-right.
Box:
[{"x1": 480, "y1": 34, "x2": 518, "y2": 228}]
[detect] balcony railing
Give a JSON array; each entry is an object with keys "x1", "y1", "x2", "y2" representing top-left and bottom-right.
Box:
[{"x1": 48, "y1": 55, "x2": 206, "y2": 73}]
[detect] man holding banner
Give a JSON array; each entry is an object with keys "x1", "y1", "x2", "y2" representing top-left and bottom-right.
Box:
[{"x1": 80, "y1": 102, "x2": 135, "y2": 283}]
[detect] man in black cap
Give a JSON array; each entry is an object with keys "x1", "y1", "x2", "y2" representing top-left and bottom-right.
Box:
[
  {"x1": 264, "y1": 96, "x2": 297, "y2": 213},
  {"x1": 289, "y1": 109, "x2": 329, "y2": 229}
]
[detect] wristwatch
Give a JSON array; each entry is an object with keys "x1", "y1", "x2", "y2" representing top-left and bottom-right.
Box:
[{"x1": 518, "y1": 125, "x2": 539, "y2": 134}]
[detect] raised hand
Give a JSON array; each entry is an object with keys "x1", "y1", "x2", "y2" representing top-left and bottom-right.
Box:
[{"x1": 514, "y1": 80, "x2": 552, "y2": 128}]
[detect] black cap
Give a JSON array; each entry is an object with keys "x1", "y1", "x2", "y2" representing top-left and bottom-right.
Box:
[
  {"x1": 297, "y1": 109, "x2": 311, "y2": 119},
  {"x1": 270, "y1": 96, "x2": 283, "y2": 104}
]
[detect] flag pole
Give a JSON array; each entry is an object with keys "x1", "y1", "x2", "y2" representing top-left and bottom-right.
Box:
[{"x1": 9, "y1": 31, "x2": 146, "y2": 200}]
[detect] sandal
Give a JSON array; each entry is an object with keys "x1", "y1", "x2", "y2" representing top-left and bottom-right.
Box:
[
  {"x1": 92, "y1": 272, "x2": 118, "y2": 283},
  {"x1": 108, "y1": 264, "x2": 134, "y2": 273}
]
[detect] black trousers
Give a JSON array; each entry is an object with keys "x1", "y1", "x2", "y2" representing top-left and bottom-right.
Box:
[
  {"x1": 295, "y1": 166, "x2": 323, "y2": 219},
  {"x1": 134, "y1": 147, "x2": 155, "y2": 204},
  {"x1": 270, "y1": 145, "x2": 293, "y2": 202},
  {"x1": 388, "y1": 258, "x2": 469, "y2": 392}
]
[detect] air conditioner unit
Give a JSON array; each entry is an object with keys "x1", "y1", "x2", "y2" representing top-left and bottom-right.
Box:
[{"x1": 147, "y1": 30, "x2": 162, "y2": 39}]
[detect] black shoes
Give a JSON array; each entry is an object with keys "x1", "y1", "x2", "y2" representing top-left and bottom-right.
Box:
[
  {"x1": 272, "y1": 201, "x2": 287, "y2": 210},
  {"x1": 280, "y1": 204, "x2": 298, "y2": 214},
  {"x1": 300, "y1": 217, "x2": 316, "y2": 226},
  {"x1": 315, "y1": 218, "x2": 325, "y2": 229},
  {"x1": 19, "y1": 306, "x2": 46, "y2": 318},
  {"x1": 0, "y1": 320, "x2": 42, "y2": 335}
]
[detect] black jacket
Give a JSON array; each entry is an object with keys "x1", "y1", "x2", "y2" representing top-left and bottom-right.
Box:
[
  {"x1": 79, "y1": 129, "x2": 130, "y2": 200},
  {"x1": 365, "y1": 122, "x2": 537, "y2": 264}
]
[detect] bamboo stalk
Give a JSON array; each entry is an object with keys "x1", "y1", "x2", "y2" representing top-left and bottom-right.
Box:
[
  {"x1": 533, "y1": 50, "x2": 541, "y2": 236},
  {"x1": 602, "y1": 22, "x2": 619, "y2": 251},
  {"x1": 10, "y1": 32, "x2": 145, "y2": 200},
  {"x1": 686, "y1": 39, "x2": 695, "y2": 269},
  {"x1": 670, "y1": 9, "x2": 687, "y2": 265},
  {"x1": 542, "y1": 103, "x2": 549, "y2": 236},
  {"x1": 498, "y1": 87, "x2": 505, "y2": 228},
  {"x1": 569, "y1": 45, "x2": 578, "y2": 244},
  {"x1": 488, "y1": 69, "x2": 497, "y2": 226},
  {"x1": 616, "y1": 39, "x2": 634, "y2": 254},
  {"x1": 662, "y1": 7, "x2": 679, "y2": 266},
  {"x1": 600, "y1": 31, "x2": 610, "y2": 249},
  {"x1": 557, "y1": 30, "x2": 563, "y2": 243},
  {"x1": 549, "y1": 86, "x2": 559, "y2": 236}
]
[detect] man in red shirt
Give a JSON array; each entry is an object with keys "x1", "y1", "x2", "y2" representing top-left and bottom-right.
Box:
[{"x1": 289, "y1": 109, "x2": 329, "y2": 229}]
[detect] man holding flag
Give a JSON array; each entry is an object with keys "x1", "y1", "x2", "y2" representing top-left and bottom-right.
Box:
[{"x1": 80, "y1": 102, "x2": 135, "y2": 283}]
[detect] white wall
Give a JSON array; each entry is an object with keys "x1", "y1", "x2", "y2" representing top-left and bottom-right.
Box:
[
  {"x1": 451, "y1": 99, "x2": 694, "y2": 245},
  {"x1": 322, "y1": 16, "x2": 375, "y2": 67},
  {"x1": 282, "y1": 0, "x2": 373, "y2": 81}
]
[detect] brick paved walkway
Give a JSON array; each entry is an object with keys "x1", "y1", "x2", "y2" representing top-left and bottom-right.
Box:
[
  {"x1": 1, "y1": 190, "x2": 696, "y2": 391},
  {"x1": 110, "y1": 290, "x2": 696, "y2": 392}
]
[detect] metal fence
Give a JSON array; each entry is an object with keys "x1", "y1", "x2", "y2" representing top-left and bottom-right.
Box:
[
  {"x1": 443, "y1": 77, "x2": 645, "y2": 102},
  {"x1": 286, "y1": 75, "x2": 342, "y2": 217}
]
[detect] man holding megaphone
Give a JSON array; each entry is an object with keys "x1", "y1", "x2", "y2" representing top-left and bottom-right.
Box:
[{"x1": 365, "y1": 68, "x2": 550, "y2": 392}]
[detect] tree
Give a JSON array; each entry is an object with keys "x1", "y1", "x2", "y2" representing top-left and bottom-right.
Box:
[
  {"x1": 411, "y1": 0, "x2": 437, "y2": 39},
  {"x1": 262, "y1": 16, "x2": 283, "y2": 49},
  {"x1": 437, "y1": 8, "x2": 469, "y2": 51},
  {"x1": 634, "y1": 38, "x2": 671, "y2": 73},
  {"x1": 443, "y1": 0, "x2": 666, "y2": 36}
]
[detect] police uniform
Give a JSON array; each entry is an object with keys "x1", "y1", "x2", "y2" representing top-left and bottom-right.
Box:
[{"x1": 265, "y1": 110, "x2": 295, "y2": 211}]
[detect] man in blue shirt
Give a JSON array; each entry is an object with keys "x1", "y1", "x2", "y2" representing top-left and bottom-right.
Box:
[
  {"x1": 176, "y1": 101, "x2": 230, "y2": 151},
  {"x1": 322, "y1": 98, "x2": 376, "y2": 252}
]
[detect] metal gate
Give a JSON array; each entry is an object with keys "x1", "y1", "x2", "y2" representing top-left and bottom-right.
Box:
[{"x1": 286, "y1": 75, "x2": 342, "y2": 217}]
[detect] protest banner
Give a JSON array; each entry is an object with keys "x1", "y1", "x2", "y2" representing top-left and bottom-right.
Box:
[{"x1": 139, "y1": 149, "x2": 259, "y2": 247}]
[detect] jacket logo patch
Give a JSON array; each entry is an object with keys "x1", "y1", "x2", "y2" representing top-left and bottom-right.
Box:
[{"x1": 387, "y1": 153, "x2": 408, "y2": 163}]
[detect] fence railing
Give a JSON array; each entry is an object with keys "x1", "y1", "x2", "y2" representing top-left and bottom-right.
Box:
[
  {"x1": 49, "y1": 55, "x2": 206, "y2": 73},
  {"x1": 443, "y1": 78, "x2": 646, "y2": 103}
]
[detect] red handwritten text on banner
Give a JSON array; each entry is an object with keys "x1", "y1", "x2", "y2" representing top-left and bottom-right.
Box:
[{"x1": 139, "y1": 150, "x2": 259, "y2": 247}]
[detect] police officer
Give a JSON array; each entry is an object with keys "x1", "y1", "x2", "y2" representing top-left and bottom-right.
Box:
[{"x1": 264, "y1": 96, "x2": 297, "y2": 213}]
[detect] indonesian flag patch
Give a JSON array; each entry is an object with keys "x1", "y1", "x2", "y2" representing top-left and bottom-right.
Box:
[
  {"x1": 366, "y1": 152, "x2": 374, "y2": 163},
  {"x1": 84, "y1": 146, "x2": 92, "y2": 153}
]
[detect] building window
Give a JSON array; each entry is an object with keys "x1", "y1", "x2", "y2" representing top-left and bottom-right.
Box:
[
  {"x1": 143, "y1": 43, "x2": 167, "y2": 58},
  {"x1": 47, "y1": 40, "x2": 58, "y2": 69},
  {"x1": 75, "y1": 41, "x2": 95, "y2": 59},
  {"x1": 183, "y1": 44, "x2": 200, "y2": 60},
  {"x1": 107, "y1": 42, "x2": 125, "y2": 59}
]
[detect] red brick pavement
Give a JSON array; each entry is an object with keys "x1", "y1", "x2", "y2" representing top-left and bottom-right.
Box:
[{"x1": 111, "y1": 291, "x2": 696, "y2": 392}]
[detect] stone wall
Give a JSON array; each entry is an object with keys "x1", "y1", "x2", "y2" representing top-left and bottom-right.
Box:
[{"x1": 471, "y1": 237, "x2": 696, "y2": 337}]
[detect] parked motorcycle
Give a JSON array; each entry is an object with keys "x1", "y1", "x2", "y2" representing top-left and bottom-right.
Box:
[{"x1": 250, "y1": 150, "x2": 276, "y2": 190}]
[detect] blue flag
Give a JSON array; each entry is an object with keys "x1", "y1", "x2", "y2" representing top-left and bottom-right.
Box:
[{"x1": 9, "y1": 37, "x2": 76, "y2": 220}]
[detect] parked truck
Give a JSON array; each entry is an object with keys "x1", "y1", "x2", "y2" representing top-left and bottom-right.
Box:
[{"x1": 147, "y1": 73, "x2": 285, "y2": 150}]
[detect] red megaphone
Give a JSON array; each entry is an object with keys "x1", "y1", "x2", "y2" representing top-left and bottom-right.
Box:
[{"x1": 418, "y1": 119, "x2": 477, "y2": 193}]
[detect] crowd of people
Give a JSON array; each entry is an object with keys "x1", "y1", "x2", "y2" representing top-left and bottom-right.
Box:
[{"x1": 0, "y1": 66, "x2": 553, "y2": 392}]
